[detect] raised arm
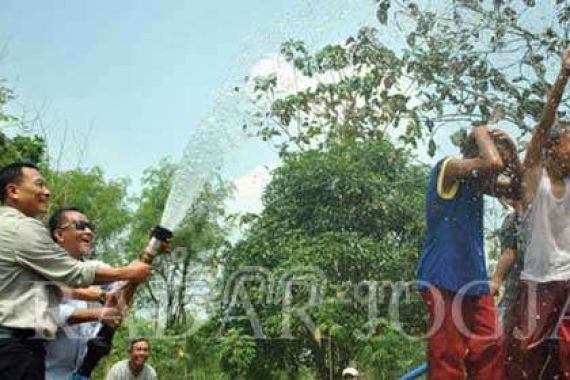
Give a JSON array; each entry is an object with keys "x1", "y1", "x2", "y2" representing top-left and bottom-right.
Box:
[
  {"x1": 522, "y1": 46, "x2": 570, "y2": 206},
  {"x1": 524, "y1": 46, "x2": 570, "y2": 170},
  {"x1": 442, "y1": 126, "x2": 504, "y2": 193}
]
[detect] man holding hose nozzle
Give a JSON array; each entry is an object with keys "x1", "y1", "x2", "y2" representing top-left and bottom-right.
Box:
[
  {"x1": 0, "y1": 162, "x2": 152, "y2": 380},
  {"x1": 45, "y1": 206, "x2": 125, "y2": 380},
  {"x1": 45, "y1": 206, "x2": 169, "y2": 380},
  {"x1": 72, "y1": 225, "x2": 171, "y2": 380}
]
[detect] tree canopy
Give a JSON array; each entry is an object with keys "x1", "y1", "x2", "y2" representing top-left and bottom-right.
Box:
[
  {"x1": 5, "y1": 1, "x2": 569, "y2": 377},
  {"x1": 246, "y1": 0, "x2": 570, "y2": 159},
  {"x1": 217, "y1": 139, "x2": 428, "y2": 378}
]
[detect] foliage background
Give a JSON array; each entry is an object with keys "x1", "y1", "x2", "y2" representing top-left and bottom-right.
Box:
[{"x1": 4, "y1": 0, "x2": 570, "y2": 378}]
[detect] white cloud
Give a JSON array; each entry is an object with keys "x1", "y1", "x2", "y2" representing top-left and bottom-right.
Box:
[
  {"x1": 248, "y1": 53, "x2": 419, "y2": 119},
  {"x1": 248, "y1": 55, "x2": 351, "y2": 95},
  {"x1": 226, "y1": 165, "x2": 273, "y2": 215}
]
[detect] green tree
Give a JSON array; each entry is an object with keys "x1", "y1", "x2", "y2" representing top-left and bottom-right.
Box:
[
  {"x1": 92, "y1": 319, "x2": 228, "y2": 380},
  {"x1": 244, "y1": 27, "x2": 421, "y2": 156},
  {"x1": 127, "y1": 159, "x2": 234, "y2": 329},
  {"x1": 217, "y1": 140, "x2": 428, "y2": 379},
  {"x1": 373, "y1": 0, "x2": 570, "y2": 140},
  {"x1": 0, "y1": 79, "x2": 46, "y2": 165},
  {"x1": 91, "y1": 160, "x2": 235, "y2": 379},
  {"x1": 247, "y1": 0, "x2": 570, "y2": 158},
  {"x1": 0, "y1": 134, "x2": 46, "y2": 166},
  {"x1": 45, "y1": 167, "x2": 132, "y2": 256}
]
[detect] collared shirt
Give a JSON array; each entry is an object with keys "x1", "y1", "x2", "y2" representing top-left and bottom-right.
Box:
[
  {"x1": 46, "y1": 260, "x2": 111, "y2": 380},
  {"x1": 45, "y1": 298, "x2": 100, "y2": 380},
  {"x1": 105, "y1": 360, "x2": 157, "y2": 380},
  {"x1": 0, "y1": 206, "x2": 97, "y2": 338}
]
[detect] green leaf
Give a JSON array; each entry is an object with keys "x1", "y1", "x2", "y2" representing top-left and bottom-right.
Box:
[
  {"x1": 428, "y1": 138, "x2": 436, "y2": 157},
  {"x1": 376, "y1": 0, "x2": 390, "y2": 25}
]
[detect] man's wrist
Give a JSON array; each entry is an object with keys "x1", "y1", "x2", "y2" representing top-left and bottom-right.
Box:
[
  {"x1": 98, "y1": 290, "x2": 107, "y2": 304},
  {"x1": 139, "y1": 252, "x2": 153, "y2": 263}
]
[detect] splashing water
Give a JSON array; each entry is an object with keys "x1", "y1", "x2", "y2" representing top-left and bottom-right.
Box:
[
  {"x1": 159, "y1": 0, "x2": 377, "y2": 232},
  {"x1": 160, "y1": 117, "x2": 243, "y2": 231}
]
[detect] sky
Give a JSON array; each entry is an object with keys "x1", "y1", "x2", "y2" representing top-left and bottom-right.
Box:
[
  {"x1": 0, "y1": 0, "x2": 387, "y2": 316},
  {"x1": 0, "y1": 2, "x2": 560, "y2": 200},
  {"x1": 0, "y1": 1, "x2": 380, "y2": 195},
  {"x1": 1, "y1": 1, "x2": 285, "y2": 179}
]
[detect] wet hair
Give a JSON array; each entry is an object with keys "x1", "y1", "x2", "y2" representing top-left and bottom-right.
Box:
[
  {"x1": 461, "y1": 134, "x2": 479, "y2": 158},
  {"x1": 547, "y1": 120, "x2": 570, "y2": 143},
  {"x1": 450, "y1": 129, "x2": 478, "y2": 157},
  {"x1": 451, "y1": 129, "x2": 516, "y2": 158},
  {"x1": 48, "y1": 206, "x2": 85, "y2": 241},
  {"x1": 0, "y1": 162, "x2": 40, "y2": 203},
  {"x1": 128, "y1": 337, "x2": 150, "y2": 351}
]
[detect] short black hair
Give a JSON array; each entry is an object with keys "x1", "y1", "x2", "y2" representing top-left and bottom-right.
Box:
[
  {"x1": 547, "y1": 120, "x2": 570, "y2": 143},
  {"x1": 460, "y1": 134, "x2": 479, "y2": 158},
  {"x1": 48, "y1": 206, "x2": 85, "y2": 241},
  {"x1": 460, "y1": 133, "x2": 517, "y2": 158},
  {"x1": 0, "y1": 162, "x2": 40, "y2": 203},
  {"x1": 128, "y1": 337, "x2": 150, "y2": 351}
]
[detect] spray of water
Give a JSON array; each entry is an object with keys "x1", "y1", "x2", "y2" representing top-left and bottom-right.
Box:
[
  {"x1": 160, "y1": 119, "x2": 243, "y2": 231},
  {"x1": 159, "y1": 0, "x2": 377, "y2": 233}
]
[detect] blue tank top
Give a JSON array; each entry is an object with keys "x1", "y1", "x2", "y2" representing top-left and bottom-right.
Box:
[{"x1": 417, "y1": 158, "x2": 489, "y2": 296}]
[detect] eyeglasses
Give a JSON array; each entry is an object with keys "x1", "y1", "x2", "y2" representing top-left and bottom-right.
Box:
[{"x1": 59, "y1": 220, "x2": 96, "y2": 232}]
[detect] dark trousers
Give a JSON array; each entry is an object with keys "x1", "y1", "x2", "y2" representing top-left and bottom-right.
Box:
[
  {"x1": 0, "y1": 338, "x2": 46, "y2": 380},
  {"x1": 507, "y1": 280, "x2": 570, "y2": 379}
]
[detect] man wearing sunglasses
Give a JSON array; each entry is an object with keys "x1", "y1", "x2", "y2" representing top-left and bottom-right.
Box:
[
  {"x1": 0, "y1": 162, "x2": 152, "y2": 380},
  {"x1": 45, "y1": 206, "x2": 124, "y2": 380}
]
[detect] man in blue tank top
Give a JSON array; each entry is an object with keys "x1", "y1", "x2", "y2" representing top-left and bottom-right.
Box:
[{"x1": 417, "y1": 125, "x2": 520, "y2": 379}]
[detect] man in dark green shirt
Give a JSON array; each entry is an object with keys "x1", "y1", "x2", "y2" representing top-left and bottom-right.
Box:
[{"x1": 490, "y1": 209, "x2": 523, "y2": 332}]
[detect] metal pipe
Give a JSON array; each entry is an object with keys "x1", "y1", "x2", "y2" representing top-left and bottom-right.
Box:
[
  {"x1": 399, "y1": 363, "x2": 428, "y2": 380},
  {"x1": 141, "y1": 225, "x2": 173, "y2": 261}
]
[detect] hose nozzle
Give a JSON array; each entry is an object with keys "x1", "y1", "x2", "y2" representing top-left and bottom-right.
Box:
[
  {"x1": 142, "y1": 225, "x2": 173, "y2": 261},
  {"x1": 151, "y1": 225, "x2": 173, "y2": 242}
]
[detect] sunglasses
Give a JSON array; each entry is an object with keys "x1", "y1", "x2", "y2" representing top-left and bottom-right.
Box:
[{"x1": 60, "y1": 220, "x2": 96, "y2": 232}]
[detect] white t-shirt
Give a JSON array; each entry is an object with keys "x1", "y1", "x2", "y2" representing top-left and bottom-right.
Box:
[
  {"x1": 105, "y1": 359, "x2": 157, "y2": 380},
  {"x1": 521, "y1": 169, "x2": 570, "y2": 282}
]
